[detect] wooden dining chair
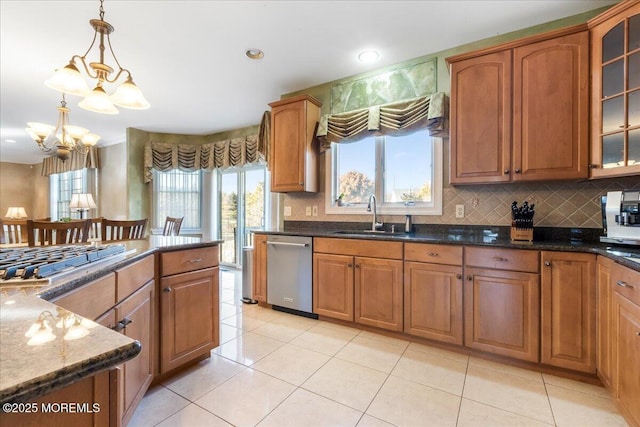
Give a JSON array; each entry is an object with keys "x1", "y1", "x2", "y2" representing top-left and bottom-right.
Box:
[
  {"x1": 162, "y1": 216, "x2": 184, "y2": 236},
  {"x1": 27, "y1": 219, "x2": 91, "y2": 246},
  {"x1": 88, "y1": 217, "x2": 103, "y2": 240},
  {"x1": 1, "y1": 219, "x2": 28, "y2": 244},
  {"x1": 102, "y1": 218, "x2": 148, "y2": 241}
]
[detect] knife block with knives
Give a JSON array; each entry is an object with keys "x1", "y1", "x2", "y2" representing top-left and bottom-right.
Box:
[{"x1": 510, "y1": 201, "x2": 534, "y2": 241}]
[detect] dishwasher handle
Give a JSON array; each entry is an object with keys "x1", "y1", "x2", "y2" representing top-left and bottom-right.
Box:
[{"x1": 267, "y1": 241, "x2": 309, "y2": 248}]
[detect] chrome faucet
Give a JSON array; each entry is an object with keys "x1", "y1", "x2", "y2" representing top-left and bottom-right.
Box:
[{"x1": 367, "y1": 194, "x2": 384, "y2": 231}]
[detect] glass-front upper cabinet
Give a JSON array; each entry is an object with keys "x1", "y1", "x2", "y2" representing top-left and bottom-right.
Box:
[{"x1": 590, "y1": 1, "x2": 640, "y2": 178}]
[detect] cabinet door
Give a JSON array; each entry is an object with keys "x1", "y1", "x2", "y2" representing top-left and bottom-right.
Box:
[
  {"x1": 597, "y1": 256, "x2": 614, "y2": 389},
  {"x1": 404, "y1": 262, "x2": 463, "y2": 345},
  {"x1": 116, "y1": 280, "x2": 154, "y2": 427},
  {"x1": 253, "y1": 234, "x2": 268, "y2": 302},
  {"x1": 355, "y1": 257, "x2": 403, "y2": 331},
  {"x1": 464, "y1": 267, "x2": 540, "y2": 362},
  {"x1": 613, "y1": 293, "x2": 640, "y2": 426},
  {"x1": 590, "y1": 2, "x2": 640, "y2": 178},
  {"x1": 269, "y1": 96, "x2": 321, "y2": 192},
  {"x1": 450, "y1": 50, "x2": 512, "y2": 184},
  {"x1": 541, "y1": 252, "x2": 596, "y2": 373},
  {"x1": 313, "y1": 253, "x2": 354, "y2": 321},
  {"x1": 513, "y1": 31, "x2": 589, "y2": 181},
  {"x1": 160, "y1": 267, "x2": 219, "y2": 374}
]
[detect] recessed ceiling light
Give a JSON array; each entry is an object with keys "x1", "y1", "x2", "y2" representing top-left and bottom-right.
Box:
[
  {"x1": 245, "y1": 48, "x2": 264, "y2": 60},
  {"x1": 358, "y1": 50, "x2": 380, "y2": 63}
]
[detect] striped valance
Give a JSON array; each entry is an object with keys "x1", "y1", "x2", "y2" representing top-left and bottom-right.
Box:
[
  {"x1": 316, "y1": 92, "x2": 448, "y2": 151},
  {"x1": 41, "y1": 147, "x2": 100, "y2": 176},
  {"x1": 143, "y1": 135, "x2": 263, "y2": 182}
]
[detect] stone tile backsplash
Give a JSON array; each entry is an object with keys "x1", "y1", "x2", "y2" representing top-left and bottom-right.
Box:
[{"x1": 283, "y1": 177, "x2": 640, "y2": 229}]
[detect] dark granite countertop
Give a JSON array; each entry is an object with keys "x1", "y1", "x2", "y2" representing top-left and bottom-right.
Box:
[
  {"x1": 254, "y1": 223, "x2": 640, "y2": 271},
  {"x1": 0, "y1": 236, "x2": 222, "y2": 404}
]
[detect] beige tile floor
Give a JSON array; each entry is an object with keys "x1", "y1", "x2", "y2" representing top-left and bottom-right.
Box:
[{"x1": 128, "y1": 269, "x2": 629, "y2": 427}]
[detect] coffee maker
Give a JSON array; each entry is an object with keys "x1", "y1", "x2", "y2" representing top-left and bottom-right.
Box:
[{"x1": 600, "y1": 190, "x2": 640, "y2": 246}]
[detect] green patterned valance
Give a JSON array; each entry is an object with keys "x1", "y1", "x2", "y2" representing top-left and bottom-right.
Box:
[
  {"x1": 316, "y1": 92, "x2": 448, "y2": 151},
  {"x1": 144, "y1": 135, "x2": 263, "y2": 183}
]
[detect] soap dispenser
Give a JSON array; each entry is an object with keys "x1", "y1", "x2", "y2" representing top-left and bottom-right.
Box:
[{"x1": 404, "y1": 215, "x2": 413, "y2": 233}]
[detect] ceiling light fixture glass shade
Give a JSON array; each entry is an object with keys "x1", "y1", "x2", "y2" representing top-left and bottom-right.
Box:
[
  {"x1": 45, "y1": 0, "x2": 149, "y2": 114},
  {"x1": 25, "y1": 95, "x2": 100, "y2": 161}
]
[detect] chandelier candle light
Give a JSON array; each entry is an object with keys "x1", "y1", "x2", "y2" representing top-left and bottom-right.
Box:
[
  {"x1": 26, "y1": 95, "x2": 100, "y2": 161},
  {"x1": 44, "y1": 0, "x2": 149, "y2": 114}
]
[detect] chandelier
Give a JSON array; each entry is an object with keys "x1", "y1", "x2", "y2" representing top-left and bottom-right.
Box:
[
  {"x1": 44, "y1": 0, "x2": 149, "y2": 115},
  {"x1": 26, "y1": 95, "x2": 100, "y2": 161}
]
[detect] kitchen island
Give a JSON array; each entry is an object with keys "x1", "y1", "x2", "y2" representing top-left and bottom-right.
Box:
[{"x1": 0, "y1": 236, "x2": 221, "y2": 426}]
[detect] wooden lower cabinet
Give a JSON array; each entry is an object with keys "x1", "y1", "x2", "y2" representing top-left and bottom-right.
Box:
[
  {"x1": 159, "y1": 267, "x2": 220, "y2": 373},
  {"x1": 404, "y1": 261, "x2": 463, "y2": 345},
  {"x1": 596, "y1": 256, "x2": 614, "y2": 389},
  {"x1": 541, "y1": 251, "x2": 596, "y2": 373},
  {"x1": 252, "y1": 234, "x2": 268, "y2": 302},
  {"x1": 313, "y1": 253, "x2": 354, "y2": 321},
  {"x1": 613, "y1": 292, "x2": 640, "y2": 427},
  {"x1": 355, "y1": 257, "x2": 403, "y2": 331},
  {"x1": 464, "y1": 267, "x2": 540, "y2": 362},
  {"x1": 118, "y1": 280, "x2": 154, "y2": 427}
]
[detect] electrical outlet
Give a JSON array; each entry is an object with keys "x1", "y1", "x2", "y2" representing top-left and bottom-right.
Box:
[
  {"x1": 312, "y1": 205, "x2": 318, "y2": 216},
  {"x1": 305, "y1": 206, "x2": 312, "y2": 216},
  {"x1": 455, "y1": 204, "x2": 465, "y2": 218},
  {"x1": 284, "y1": 206, "x2": 292, "y2": 217}
]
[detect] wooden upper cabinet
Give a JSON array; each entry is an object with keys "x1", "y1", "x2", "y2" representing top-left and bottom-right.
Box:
[
  {"x1": 589, "y1": 1, "x2": 640, "y2": 178},
  {"x1": 513, "y1": 31, "x2": 589, "y2": 181},
  {"x1": 268, "y1": 94, "x2": 322, "y2": 192},
  {"x1": 449, "y1": 50, "x2": 512, "y2": 184},
  {"x1": 448, "y1": 25, "x2": 589, "y2": 184}
]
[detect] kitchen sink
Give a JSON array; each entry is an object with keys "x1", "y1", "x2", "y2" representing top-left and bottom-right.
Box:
[{"x1": 332, "y1": 230, "x2": 406, "y2": 236}]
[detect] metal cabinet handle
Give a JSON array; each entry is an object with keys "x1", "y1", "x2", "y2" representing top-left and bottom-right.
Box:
[
  {"x1": 355, "y1": 264, "x2": 360, "y2": 269},
  {"x1": 514, "y1": 169, "x2": 521, "y2": 174},
  {"x1": 267, "y1": 242, "x2": 309, "y2": 247},
  {"x1": 187, "y1": 258, "x2": 203, "y2": 263},
  {"x1": 121, "y1": 317, "x2": 132, "y2": 326},
  {"x1": 636, "y1": 331, "x2": 640, "y2": 336},
  {"x1": 504, "y1": 169, "x2": 510, "y2": 174},
  {"x1": 467, "y1": 275, "x2": 473, "y2": 281},
  {"x1": 493, "y1": 256, "x2": 508, "y2": 262},
  {"x1": 347, "y1": 263, "x2": 353, "y2": 268},
  {"x1": 616, "y1": 280, "x2": 634, "y2": 289},
  {"x1": 428, "y1": 252, "x2": 439, "y2": 257},
  {"x1": 544, "y1": 261, "x2": 551, "y2": 266},
  {"x1": 589, "y1": 164, "x2": 599, "y2": 169},
  {"x1": 164, "y1": 287, "x2": 172, "y2": 293},
  {"x1": 113, "y1": 322, "x2": 125, "y2": 332},
  {"x1": 456, "y1": 274, "x2": 462, "y2": 280}
]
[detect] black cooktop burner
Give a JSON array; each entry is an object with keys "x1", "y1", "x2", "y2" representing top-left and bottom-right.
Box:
[{"x1": 0, "y1": 245, "x2": 126, "y2": 280}]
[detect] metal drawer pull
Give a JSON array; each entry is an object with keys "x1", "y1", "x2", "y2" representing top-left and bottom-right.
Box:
[
  {"x1": 187, "y1": 258, "x2": 203, "y2": 263},
  {"x1": 456, "y1": 274, "x2": 462, "y2": 280},
  {"x1": 493, "y1": 256, "x2": 508, "y2": 262},
  {"x1": 164, "y1": 287, "x2": 172, "y2": 293},
  {"x1": 636, "y1": 331, "x2": 640, "y2": 336},
  {"x1": 347, "y1": 264, "x2": 353, "y2": 268},
  {"x1": 616, "y1": 280, "x2": 634, "y2": 289},
  {"x1": 467, "y1": 275, "x2": 473, "y2": 281},
  {"x1": 121, "y1": 318, "x2": 132, "y2": 327},
  {"x1": 266, "y1": 242, "x2": 309, "y2": 247},
  {"x1": 544, "y1": 261, "x2": 551, "y2": 266},
  {"x1": 428, "y1": 252, "x2": 439, "y2": 257},
  {"x1": 113, "y1": 322, "x2": 125, "y2": 332}
]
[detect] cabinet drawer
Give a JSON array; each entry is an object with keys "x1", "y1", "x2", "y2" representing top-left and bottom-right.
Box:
[
  {"x1": 52, "y1": 273, "x2": 116, "y2": 320},
  {"x1": 612, "y1": 262, "x2": 640, "y2": 306},
  {"x1": 313, "y1": 237, "x2": 403, "y2": 259},
  {"x1": 160, "y1": 246, "x2": 219, "y2": 277},
  {"x1": 465, "y1": 247, "x2": 539, "y2": 273},
  {"x1": 404, "y1": 243, "x2": 463, "y2": 265},
  {"x1": 116, "y1": 255, "x2": 154, "y2": 301}
]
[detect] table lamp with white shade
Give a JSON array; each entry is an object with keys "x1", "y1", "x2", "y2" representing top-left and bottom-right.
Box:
[
  {"x1": 69, "y1": 194, "x2": 96, "y2": 219},
  {"x1": 4, "y1": 207, "x2": 28, "y2": 219}
]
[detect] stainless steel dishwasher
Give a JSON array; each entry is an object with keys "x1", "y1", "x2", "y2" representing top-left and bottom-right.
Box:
[{"x1": 267, "y1": 235, "x2": 315, "y2": 317}]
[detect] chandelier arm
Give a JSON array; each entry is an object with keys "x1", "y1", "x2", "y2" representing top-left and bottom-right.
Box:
[
  {"x1": 103, "y1": 68, "x2": 130, "y2": 84},
  {"x1": 71, "y1": 55, "x2": 100, "y2": 80},
  {"x1": 79, "y1": 29, "x2": 100, "y2": 64},
  {"x1": 106, "y1": 33, "x2": 127, "y2": 77}
]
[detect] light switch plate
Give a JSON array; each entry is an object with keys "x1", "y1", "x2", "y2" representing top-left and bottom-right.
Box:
[
  {"x1": 455, "y1": 204, "x2": 464, "y2": 218},
  {"x1": 305, "y1": 206, "x2": 312, "y2": 216},
  {"x1": 284, "y1": 206, "x2": 292, "y2": 217},
  {"x1": 312, "y1": 206, "x2": 318, "y2": 216}
]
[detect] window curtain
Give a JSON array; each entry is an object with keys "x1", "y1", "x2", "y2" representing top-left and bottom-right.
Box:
[
  {"x1": 41, "y1": 146, "x2": 100, "y2": 177},
  {"x1": 316, "y1": 92, "x2": 448, "y2": 151},
  {"x1": 258, "y1": 110, "x2": 271, "y2": 170},
  {"x1": 144, "y1": 135, "x2": 264, "y2": 183}
]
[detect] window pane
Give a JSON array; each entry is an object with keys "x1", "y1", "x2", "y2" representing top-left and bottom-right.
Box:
[
  {"x1": 602, "y1": 95, "x2": 625, "y2": 134},
  {"x1": 336, "y1": 139, "x2": 375, "y2": 204},
  {"x1": 629, "y1": 128, "x2": 640, "y2": 167},
  {"x1": 384, "y1": 130, "x2": 432, "y2": 203},
  {"x1": 603, "y1": 22, "x2": 624, "y2": 63},
  {"x1": 220, "y1": 173, "x2": 237, "y2": 264},
  {"x1": 154, "y1": 170, "x2": 201, "y2": 229},
  {"x1": 602, "y1": 133, "x2": 625, "y2": 168},
  {"x1": 56, "y1": 169, "x2": 87, "y2": 219},
  {"x1": 603, "y1": 59, "x2": 624, "y2": 97}
]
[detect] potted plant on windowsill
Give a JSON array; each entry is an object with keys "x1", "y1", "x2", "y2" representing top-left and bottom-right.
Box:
[{"x1": 335, "y1": 193, "x2": 345, "y2": 207}]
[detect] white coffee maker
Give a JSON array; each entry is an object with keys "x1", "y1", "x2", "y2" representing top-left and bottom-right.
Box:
[{"x1": 600, "y1": 190, "x2": 640, "y2": 246}]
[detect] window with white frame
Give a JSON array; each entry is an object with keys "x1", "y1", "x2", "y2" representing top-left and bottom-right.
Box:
[
  {"x1": 153, "y1": 169, "x2": 202, "y2": 230},
  {"x1": 326, "y1": 129, "x2": 442, "y2": 215},
  {"x1": 50, "y1": 169, "x2": 91, "y2": 220}
]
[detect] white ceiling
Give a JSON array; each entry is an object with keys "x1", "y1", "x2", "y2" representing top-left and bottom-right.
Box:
[{"x1": 0, "y1": 0, "x2": 618, "y2": 165}]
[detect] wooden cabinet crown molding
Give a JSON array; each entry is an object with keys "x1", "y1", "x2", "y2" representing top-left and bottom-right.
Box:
[
  {"x1": 446, "y1": 23, "x2": 588, "y2": 65},
  {"x1": 268, "y1": 93, "x2": 322, "y2": 109},
  {"x1": 587, "y1": 0, "x2": 640, "y2": 27}
]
